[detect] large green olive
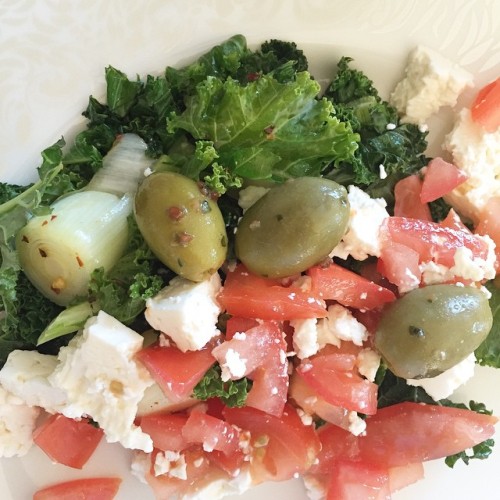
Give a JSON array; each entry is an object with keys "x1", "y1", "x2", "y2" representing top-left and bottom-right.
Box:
[
  {"x1": 235, "y1": 177, "x2": 349, "y2": 278},
  {"x1": 374, "y1": 284, "x2": 492, "y2": 379},
  {"x1": 134, "y1": 172, "x2": 227, "y2": 281}
]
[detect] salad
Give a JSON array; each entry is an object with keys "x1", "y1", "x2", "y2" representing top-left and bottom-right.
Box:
[{"x1": 0, "y1": 35, "x2": 499, "y2": 499}]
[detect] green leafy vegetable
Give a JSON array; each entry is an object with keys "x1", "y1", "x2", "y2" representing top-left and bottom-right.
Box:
[
  {"x1": 193, "y1": 364, "x2": 251, "y2": 407},
  {"x1": 324, "y1": 57, "x2": 428, "y2": 208},
  {"x1": 168, "y1": 71, "x2": 359, "y2": 182},
  {"x1": 475, "y1": 280, "x2": 500, "y2": 367}
]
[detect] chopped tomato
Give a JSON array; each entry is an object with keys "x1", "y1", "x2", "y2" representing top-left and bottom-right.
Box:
[
  {"x1": 136, "y1": 341, "x2": 216, "y2": 402},
  {"x1": 326, "y1": 459, "x2": 391, "y2": 500},
  {"x1": 377, "y1": 241, "x2": 421, "y2": 291},
  {"x1": 225, "y1": 316, "x2": 259, "y2": 340},
  {"x1": 33, "y1": 414, "x2": 103, "y2": 469},
  {"x1": 33, "y1": 477, "x2": 122, "y2": 500},
  {"x1": 296, "y1": 347, "x2": 378, "y2": 415},
  {"x1": 381, "y1": 216, "x2": 490, "y2": 267},
  {"x1": 388, "y1": 462, "x2": 425, "y2": 493},
  {"x1": 439, "y1": 208, "x2": 470, "y2": 232},
  {"x1": 471, "y1": 77, "x2": 500, "y2": 133},
  {"x1": 182, "y1": 411, "x2": 240, "y2": 456},
  {"x1": 289, "y1": 372, "x2": 351, "y2": 430},
  {"x1": 394, "y1": 174, "x2": 432, "y2": 220},
  {"x1": 476, "y1": 196, "x2": 500, "y2": 272},
  {"x1": 139, "y1": 413, "x2": 190, "y2": 451},
  {"x1": 359, "y1": 402, "x2": 498, "y2": 467},
  {"x1": 212, "y1": 321, "x2": 289, "y2": 417},
  {"x1": 420, "y1": 157, "x2": 468, "y2": 203},
  {"x1": 218, "y1": 264, "x2": 326, "y2": 320},
  {"x1": 223, "y1": 404, "x2": 321, "y2": 483},
  {"x1": 307, "y1": 262, "x2": 396, "y2": 310}
]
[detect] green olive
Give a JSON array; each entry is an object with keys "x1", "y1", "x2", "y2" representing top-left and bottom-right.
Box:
[
  {"x1": 134, "y1": 172, "x2": 227, "y2": 281},
  {"x1": 235, "y1": 177, "x2": 349, "y2": 278},
  {"x1": 374, "y1": 284, "x2": 492, "y2": 379}
]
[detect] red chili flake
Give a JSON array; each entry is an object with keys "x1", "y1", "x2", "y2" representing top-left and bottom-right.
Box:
[
  {"x1": 264, "y1": 125, "x2": 275, "y2": 140},
  {"x1": 174, "y1": 231, "x2": 194, "y2": 247},
  {"x1": 22, "y1": 235, "x2": 29, "y2": 243},
  {"x1": 39, "y1": 248, "x2": 47, "y2": 258},
  {"x1": 76, "y1": 255, "x2": 84, "y2": 268},
  {"x1": 247, "y1": 72, "x2": 260, "y2": 82},
  {"x1": 50, "y1": 215, "x2": 57, "y2": 221},
  {"x1": 50, "y1": 278, "x2": 65, "y2": 295},
  {"x1": 41, "y1": 220, "x2": 48, "y2": 226},
  {"x1": 197, "y1": 181, "x2": 219, "y2": 200},
  {"x1": 168, "y1": 206, "x2": 187, "y2": 221}
]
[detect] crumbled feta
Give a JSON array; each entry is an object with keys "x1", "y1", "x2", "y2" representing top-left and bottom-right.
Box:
[
  {"x1": 145, "y1": 273, "x2": 222, "y2": 352},
  {"x1": 0, "y1": 386, "x2": 40, "y2": 457},
  {"x1": 347, "y1": 410, "x2": 367, "y2": 436},
  {"x1": 154, "y1": 450, "x2": 188, "y2": 479},
  {"x1": 49, "y1": 311, "x2": 154, "y2": 452},
  {"x1": 407, "y1": 353, "x2": 476, "y2": 400},
  {"x1": 186, "y1": 468, "x2": 253, "y2": 499},
  {"x1": 444, "y1": 108, "x2": 500, "y2": 221},
  {"x1": 291, "y1": 318, "x2": 320, "y2": 359},
  {"x1": 317, "y1": 304, "x2": 369, "y2": 347},
  {"x1": 0, "y1": 350, "x2": 67, "y2": 413},
  {"x1": 296, "y1": 407, "x2": 314, "y2": 426},
  {"x1": 390, "y1": 45, "x2": 473, "y2": 125},
  {"x1": 330, "y1": 185, "x2": 389, "y2": 260},
  {"x1": 356, "y1": 348, "x2": 381, "y2": 382},
  {"x1": 220, "y1": 349, "x2": 247, "y2": 382},
  {"x1": 303, "y1": 475, "x2": 327, "y2": 500},
  {"x1": 237, "y1": 185, "x2": 270, "y2": 212},
  {"x1": 419, "y1": 235, "x2": 496, "y2": 285}
]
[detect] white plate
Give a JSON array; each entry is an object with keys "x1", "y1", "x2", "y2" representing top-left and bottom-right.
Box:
[{"x1": 0, "y1": 1, "x2": 499, "y2": 499}]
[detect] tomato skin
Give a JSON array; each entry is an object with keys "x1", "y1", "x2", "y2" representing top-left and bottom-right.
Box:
[
  {"x1": 33, "y1": 414, "x2": 103, "y2": 469},
  {"x1": 377, "y1": 241, "x2": 421, "y2": 292},
  {"x1": 136, "y1": 341, "x2": 216, "y2": 402},
  {"x1": 138, "y1": 413, "x2": 190, "y2": 451},
  {"x1": 296, "y1": 350, "x2": 378, "y2": 415},
  {"x1": 218, "y1": 264, "x2": 326, "y2": 320},
  {"x1": 223, "y1": 404, "x2": 321, "y2": 483},
  {"x1": 359, "y1": 402, "x2": 498, "y2": 467},
  {"x1": 182, "y1": 411, "x2": 240, "y2": 456},
  {"x1": 307, "y1": 263, "x2": 396, "y2": 310},
  {"x1": 394, "y1": 174, "x2": 432, "y2": 220},
  {"x1": 33, "y1": 477, "x2": 122, "y2": 500},
  {"x1": 420, "y1": 157, "x2": 468, "y2": 203},
  {"x1": 225, "y1": 316, "x2": 259, "y2": 340},
  {"x1": 326, "y1": 460, "x2": 391, "y2": 500},
  {"x1": 212, "y1": 321, "x2": 289, "y2": 417},
  {"x1": 471, "y1": 77, "x2": 500, "y2": 133},
  {"x1": 382, "y1": 216, "x2": 490, "y2": 267}
]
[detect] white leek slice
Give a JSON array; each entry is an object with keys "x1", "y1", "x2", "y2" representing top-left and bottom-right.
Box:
[
  {"x1": 16, "y1": 191, "x2": 131, "y2": 306},
  {"x1": 85, "y1": 133, "x2": 152, "y2": 196}
]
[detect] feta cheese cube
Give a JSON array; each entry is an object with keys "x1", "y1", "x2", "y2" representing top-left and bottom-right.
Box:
[
  {"x1": 291, "y1": 318, "x2": 320, "y2": 359},
  {"x1": 0, "y1": 386, "x2": 40, "y2": 457},
  {"x1": 444, "y1": 108, "x2": 500, "y2": 221},
  {"x1": 220, "y1": 349, "x2": 247, "y2": 382},
  {"x1": 330, "y1": 186, "x2": 389, "y2": 261},
  {"x1": 0, "y1": 350, "x2": 67, "y2": 413},
  {"x1": 356, "y1": 348, "x2": 381, "y2": 382},
  {"x1": 145, "y1": 273, "x2": 222, "y2": 352},
  {"x1": 390, "y1": 45, "x2": 473, "y2": 125},
  {"x1": 406, "y1": 353, "x2": 476, "y2": 400},
  {"x1": 317, "y1": 304, "x2": 369, "y2": 347},
  {"x1": 49, "y1": 311, "x2": 154, "y2": 452}
]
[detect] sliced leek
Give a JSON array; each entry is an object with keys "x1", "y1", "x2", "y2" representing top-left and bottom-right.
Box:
[{"x1": 17, "y1": 133, "x2": 152, "y2": 306}]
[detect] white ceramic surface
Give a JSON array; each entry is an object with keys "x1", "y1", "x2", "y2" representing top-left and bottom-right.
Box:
[{"x1": 0, "y1": 1, "x2": 499, "y2": 499}]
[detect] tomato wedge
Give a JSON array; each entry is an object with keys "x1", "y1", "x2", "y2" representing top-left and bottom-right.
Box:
[
  {"x1": 136, "y1": 341, "x2": 216, "y2": 402},
  {"x1": 377, "y1": 241, "x2": 421, "y2": 292},
  {"x1": 218, "y1": 264, "x2": 326, "y2": 320},
  {"x1": 33, "y1": 477, "x2": 122, "y2": 500},
  {"x1": 420, "y1": 157, "x2": 468, "y2": 203},
  {"x1": 394, "y1": 174, "x2": 432, "y2": 220},
  {"x1": 471, "y1": 77, "x2": 500, "y2": 133},
  {"x1": 139, "y1": 412, "x2": 190, "y2": 451},
  {"x1": 381, "y1": 216, "x2": 490, "y2": 267},
  {"x1": 33, "y1": 414, "x2": 103, "y2": 469},
  {"x1": 223, "y1": 404, "x2": 321, "y2": 483},
  {"x1": 307, "y1": 262, "x2": 396, "y2": 310}
]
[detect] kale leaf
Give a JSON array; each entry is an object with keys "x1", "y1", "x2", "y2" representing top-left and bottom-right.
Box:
[
  {"x1": 193, "y1": 364, "x2": 251, "y2": 407},
  {"x1": 323, "y1": 57, "x2": 428, "y2": 209}
]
